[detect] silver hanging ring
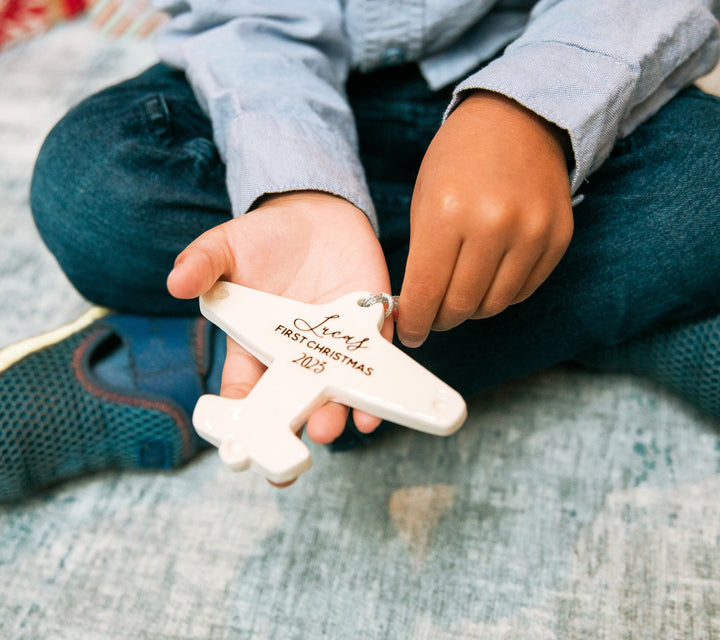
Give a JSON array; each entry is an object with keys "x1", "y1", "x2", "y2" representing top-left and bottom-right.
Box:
[{"x1": 357, "y1": 293, "x2": 399, "y2": 318}]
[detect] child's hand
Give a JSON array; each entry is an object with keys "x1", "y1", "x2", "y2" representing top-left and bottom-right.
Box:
[
  {"x1": 167, "y1": 192, "x2": 392, "y2": 466},
  {"x1": 397, "y1": 91, "x2": 574, "y2": 347}
]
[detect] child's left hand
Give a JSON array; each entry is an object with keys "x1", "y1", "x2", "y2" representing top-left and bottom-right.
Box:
[{"x1": 397, "y1": 90, "x2": 574, "y2": 348}]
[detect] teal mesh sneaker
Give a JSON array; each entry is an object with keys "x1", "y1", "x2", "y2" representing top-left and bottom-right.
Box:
[
  {"x1": 0, "y1": 308, "x2": 217, "y2": 501},
  {"x1": 575, "y1": 313, "x2": 720, "y2": 421}
]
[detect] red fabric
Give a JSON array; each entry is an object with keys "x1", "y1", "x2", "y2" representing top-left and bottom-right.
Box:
[
  {"x1": 61, "y1": 0, "x2": 86, "y2": 16},
  {"x1": 0, "y1": 0, "x2": 88, "y2": 50}
]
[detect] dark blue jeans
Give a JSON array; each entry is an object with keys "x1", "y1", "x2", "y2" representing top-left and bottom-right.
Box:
[{"x1": 31, "y1": 63, "x2": 720, "y2": 398}]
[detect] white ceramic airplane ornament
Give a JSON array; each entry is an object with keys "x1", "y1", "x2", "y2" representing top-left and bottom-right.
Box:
[{"x1": 193, "y1": 282, "x2": 467, "y2": 483}]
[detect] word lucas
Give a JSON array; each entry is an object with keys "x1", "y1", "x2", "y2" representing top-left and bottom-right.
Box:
[{"x1": 274, "y1": 314, "x2": 375, "y2": 376}]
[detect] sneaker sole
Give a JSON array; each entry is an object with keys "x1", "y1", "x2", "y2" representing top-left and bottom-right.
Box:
[{"x1": 0, "y1": 306, "x2": 110, "y2": 373}]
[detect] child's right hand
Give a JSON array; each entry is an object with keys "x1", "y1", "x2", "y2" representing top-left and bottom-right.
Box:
[
  {"x1": 167, "y1": 191, "x2": 392, "y2": 467},
  {"x1": 397, "y1": 90, "x2": 574, "y2": 348}
]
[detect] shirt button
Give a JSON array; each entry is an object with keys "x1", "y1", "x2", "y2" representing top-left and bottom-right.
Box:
[{"x1": 382, "y1": 46, "x2": 406, "y2": 66}]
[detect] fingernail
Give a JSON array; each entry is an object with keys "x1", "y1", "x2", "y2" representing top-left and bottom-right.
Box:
[{"x1": 399, "y1": 334, "x2": 425, "y2": 349}]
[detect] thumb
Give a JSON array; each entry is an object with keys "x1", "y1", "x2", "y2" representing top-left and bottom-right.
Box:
[{"x1": 167, "y1": 224, "x2": 234, "y2": 300}]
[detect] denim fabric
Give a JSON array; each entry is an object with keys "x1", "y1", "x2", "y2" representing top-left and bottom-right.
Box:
[
  {"x1": 30, "y1": 63, "x2": 720, "y2": 398},
  {"x1": 31, "y1": 65, "x2": 232, "y2": 316}
]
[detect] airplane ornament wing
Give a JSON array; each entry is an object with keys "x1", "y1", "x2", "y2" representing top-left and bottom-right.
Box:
[
  {"x1": 198, "y1": 281, "x2": 322, "y2": 366},
  {"x1": 325, "y1": 335, "x2": 467, "y2": 437}
]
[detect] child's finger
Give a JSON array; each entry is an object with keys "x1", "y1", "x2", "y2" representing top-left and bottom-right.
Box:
[
  {"x1": 220, "y1": 337, "x2": 266, "y2": 400},
  {"x1": 511, "y1": 220, "x2": 573, "y2": 305},
  {"x1": 472, "y1": 248, "x2": 539, "y2": 319},
  {"x1": 430, "y1": 236, "x2": 505, "y2": 331},
  {"x1": 352, "y1": 408, "x2": 382, "y2": 434},
  {"x1": 305, "y1": 402, "x2": 350, "y2": 444},
  {"x1": 397, "y1": 229, "x2": 459, "y2": 348}
]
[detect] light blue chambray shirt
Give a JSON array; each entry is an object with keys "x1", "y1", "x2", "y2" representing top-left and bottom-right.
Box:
[{"x1": 153, "y1": 1, "x2": 720, "y2": 231}]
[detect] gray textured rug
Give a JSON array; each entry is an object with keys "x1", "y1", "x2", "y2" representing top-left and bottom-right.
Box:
[{"x1": 1, "y1": 20, "x2": 719, "y2": 640}]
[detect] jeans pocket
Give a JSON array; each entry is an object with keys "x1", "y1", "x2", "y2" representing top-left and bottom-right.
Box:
[{"x1": 140, "y1": 93, "x2": 220, "y2": 167}]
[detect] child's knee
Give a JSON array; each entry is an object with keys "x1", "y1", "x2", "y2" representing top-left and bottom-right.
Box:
[
  {"x1": 29, "y1": 68, "x2": 228, "y2": 314},
  {"x1": 31, "y1": 107, "x2": 116, "y2": 290},
  {"x1": 31, "y1": 97, "x2": 125, "y2": 251},
  {"x1": 30, "y1": 108, "x2": 164, "y2": 311}
]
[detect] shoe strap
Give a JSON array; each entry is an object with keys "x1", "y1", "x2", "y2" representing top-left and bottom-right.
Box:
[{"x1": 102, "y1": 315, "x2": 210, "y2": 418}]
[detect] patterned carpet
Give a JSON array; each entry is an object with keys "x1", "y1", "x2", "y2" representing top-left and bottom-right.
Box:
[{"x1": 1, "y1": 19, "x2": 719, "y2": 640}]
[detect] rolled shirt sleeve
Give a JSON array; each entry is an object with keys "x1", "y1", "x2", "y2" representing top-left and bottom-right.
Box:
[
  {"x1": 446, "y1": 0, "x2": 720, "y2": 193},
  {"x1": 153, "y1": 0, "x2": 379, "y2": 230}
]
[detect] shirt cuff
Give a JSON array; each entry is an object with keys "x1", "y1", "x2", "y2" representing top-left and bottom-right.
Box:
[{"x1": 225, "y1": 112, "x2": 379, "y2": 234}]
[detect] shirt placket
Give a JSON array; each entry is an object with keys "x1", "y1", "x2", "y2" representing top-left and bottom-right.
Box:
[{"x1": 353, "y1": 0, "x2": 425, "y2": 70}]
